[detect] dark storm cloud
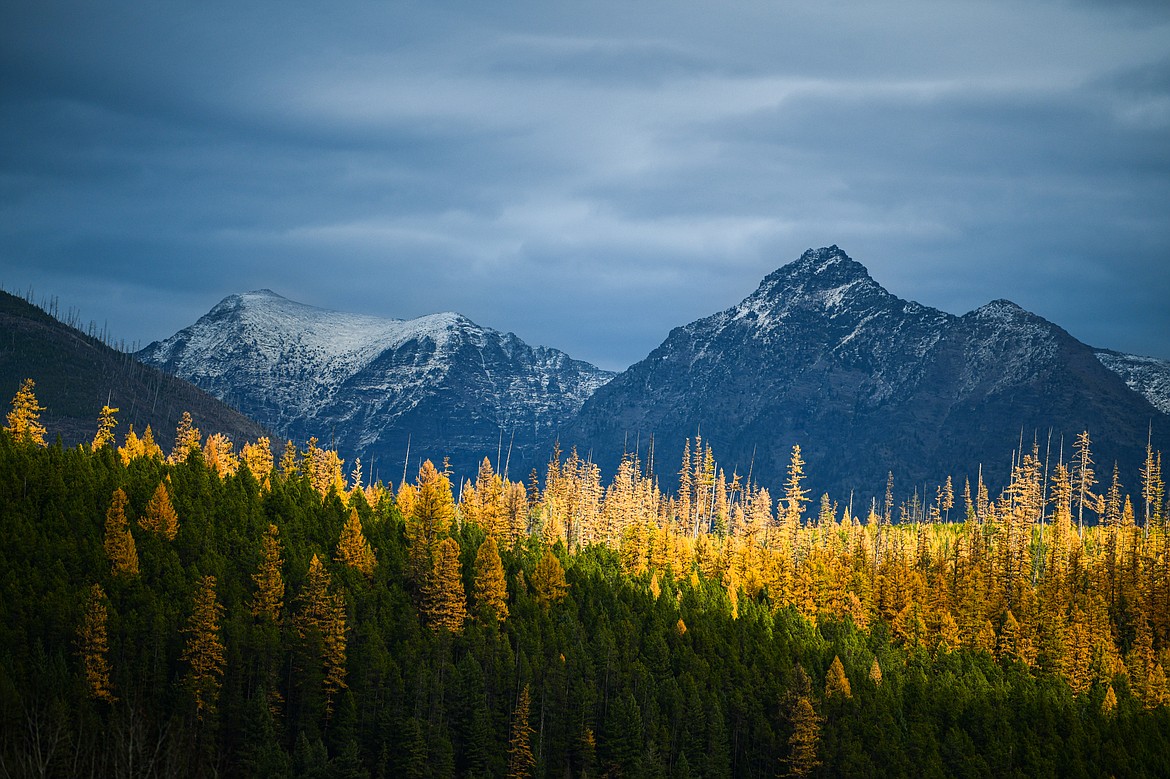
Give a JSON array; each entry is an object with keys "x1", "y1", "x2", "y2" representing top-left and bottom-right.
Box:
[{"x1": 2, "y1": 0, "x2": 1168, "y2": 370}]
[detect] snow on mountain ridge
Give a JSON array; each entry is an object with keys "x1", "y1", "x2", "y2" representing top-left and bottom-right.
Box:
[{"x1": 1095, "y1": 350, "x2": 1170, "y2": 416}]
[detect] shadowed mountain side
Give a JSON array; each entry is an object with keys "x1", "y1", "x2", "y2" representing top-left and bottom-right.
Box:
[
  {"x1": 0, "y1": 290, "x2": 267, "y2": 448},
  {"x1": 555, "y1": 247, "x2": 1169, "y2": 507}
]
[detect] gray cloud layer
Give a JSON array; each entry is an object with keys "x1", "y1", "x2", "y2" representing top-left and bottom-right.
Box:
[{"x1": 2, "y1": 0, "x2": 1168, "y2": 370}]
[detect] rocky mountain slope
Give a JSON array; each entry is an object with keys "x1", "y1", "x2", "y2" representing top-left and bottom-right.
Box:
[
  {"x1": 557, "y1": 247, "x2": 1169, "y2": 505},
  {"x1": 137, "y1": 290, "x2": 613, "y2": 483},
  {"x1": 1094, "y1": 350, "x2": 1170, "y2": 417},
  {"x1": 0, "y1": 290, "x2": 267, "y2": 447}
]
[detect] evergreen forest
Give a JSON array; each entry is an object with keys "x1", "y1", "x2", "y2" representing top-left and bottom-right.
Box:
[{"x1": 2, "y1": 378, "x2": 1169, "y2": 777}]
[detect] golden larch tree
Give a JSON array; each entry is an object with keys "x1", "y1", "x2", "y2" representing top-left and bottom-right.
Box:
[
  {"x1": 825, "y1": 655, "x2": 852, "y2": 699},
  {"x1": 181, "y1": 575, "x2": 226, "y2": 719},
  {"x1": 335, "y1": 508, "x2": 376, "y2": 577},
  {"x1": 5, "y1": 378, "x2": 47, "y2": 446},
  {"x1": 169, "y1": 412, "x2": 201, "y2": 464},
  {"x1": 77, "y1": 583, "x2": 115, "y2": 702},
  {"x1": 241, "y1": 436, "x2": 274, "y2": 485},
  {"x1": 92, "y1": 405, "x2": 118, "y2": 450},
  {"x1": 531, "y1": 548, "x2": 568, "y2": 610},
  {"x1": 424, "y1": 537, "x2": 468, "y2": 633},
  {"x1": 297, "y1": 554, "x2": 348, "y2": 711},
  {"x1": 251, "y1": 523, "x2": 285, "y2": 622},
  {"x1": 139, "y1": 481, "x2": 179, "y2": 541},
  {"x1": 104, "y1": 488, "x2": 139, "y2": 577},
  {"x1": 507, "y1": 683, "x2": 536, "y2": 779},
  {"x1": 406, "y1": 459, "x2": 455, "y2": 586},
  {"x1": 472, "y1": 535, "x2": 509, "y2": 624},
  {"x1": 118, "y1": 424, "x2": 143, "y2": 464},
  {"x1": 787, "y1": 695, "x2": 821, "y2": 778}
]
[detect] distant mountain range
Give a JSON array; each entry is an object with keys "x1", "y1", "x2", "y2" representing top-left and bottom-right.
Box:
[
  {"x1": 136, "y1": 290, "x2": 613, "y2": 483},
  {"x1": 560, "y1": 246, "x2": 1169, "y2": 503},
  {"x1": 0, "y1": 290, "x2": 266, "y2": 448},
  {"x1": 130, "y1": 247, "x2": 1168, "y2": 502}
]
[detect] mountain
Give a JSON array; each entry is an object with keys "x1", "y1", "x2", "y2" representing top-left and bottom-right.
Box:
[
  {"x1": 0, "y1": 290, "x2": 267, "y2": 447},
  {"x1": 137, "y1": 290, "x2": 614, "y2": 483},
  {"x1": 557, "y1": 246, "x2": 1169, "y2": 505},
  {"x1": 1095, "y1": 349, "x2": 1170, "y2": 416}
]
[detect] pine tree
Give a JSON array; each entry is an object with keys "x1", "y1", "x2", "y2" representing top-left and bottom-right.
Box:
[
  {"x1": 104, "y1": 488, "x2": 138, "y2": 577},
  {"x1": 140, "y1": 425, "x2": 163, "y2": 459},
  {"x1": 825, "y1": 655, "x2": 852, "y2": 699},
  {"x1": 1101, "y1": 683, "x2": 1118, "y2": 716},
  {"x1": 92, "y1": 405, "x2": 118, "y2": 450},
  {"x1": 335, "y1": 508, "x2": 376, "y2": 577},
  {"x1": 118, "y1": 424, "x2": 143, "y2": 464},
  {"x1": 138, "y1": 481, "x2": 179, "y2": 541},
  {"x1": 784, "y1": 444, "x2": 809, "y2": 535},
  {"x1": 279, "y1": 439, "x2": 300, "y2": 478},
  {"x1": 406, "y1": 459, "x2": 456, "y2": 586},
  {"x1": 251, "y1": 524, "x2": 284, "y2": 622},
  {"x1": 787, "y1": 695, "x2": 821, "y2": 778},
  {"x1": 77, "y1": 583, "x2": 115, "y2": 702},
  {"x1": 181, "y1": 575, "x2": 226, "y2": 719},
  {"x1": 423, "y1": 537, "x2": 467, "y2": 633},
  {"x1": 471, "y1": 536, "x2": 509, "y2": 624},
  {"x1": 4, "y1": 378, "x2": 47, "y2": 446},
  {"x1": 531, "y1": 548, "x2": 568, "y2": 610},
  {"x1": 507, "y1": 684, "x2": 536, "y2": 779}
]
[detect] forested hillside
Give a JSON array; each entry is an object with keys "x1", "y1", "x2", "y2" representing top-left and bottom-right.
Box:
[{"x1": 2, "y1": 381, "x2": 1168, "y2": 777}]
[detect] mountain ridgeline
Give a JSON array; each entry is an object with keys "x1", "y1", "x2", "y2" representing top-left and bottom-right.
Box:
[
  {"x1": 563, "y1": 246, "x2": 1170, "y2": 504},
  {"x1": 136, "y1": 290, "x2": 613, "y2": 483},
  {"x1": 135, "y1": 248, "x2": 1170, "y2": 504},
  {"x1": 0, "y1": 290, "x2": 267, "y2": 447}
]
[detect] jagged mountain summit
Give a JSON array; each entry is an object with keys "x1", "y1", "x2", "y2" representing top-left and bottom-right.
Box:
[
  {"x1": 558, "y1": 246, "x2": 1168, "y2": 504},
  {"x1": 137, "y1": 290, "x2": 614, "y2": 482}
]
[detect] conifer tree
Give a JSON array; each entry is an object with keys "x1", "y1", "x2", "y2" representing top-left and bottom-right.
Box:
[
  {"x1": 251, "y1": 524, "x2": 284, "y2": 623},
  {"x1": 297, "y1": 555, "x2": 348, "y2": 711},
  {"x1": 787, "y1": 695, "x2": 821, "y2": 778},
  {"x1": 868, "y1": 657, "x2": 882, "y2": 687},
  {"x1": 241, "y1": 436, "x2": 274, "y2": 484},
  {"x1": 423, "y1": 537, "x2": 467, "y2": 633},
  {"x1": 825, "y1": 655, "x2": 852, "y2": 699},
  {"x1": 104, "y1": 488, "x2": 138, "y2": 577},
  {"x1": 1102, "y1": 684, "x2": 1118, "y2": 716},
  {"x1": 279, "y1": 439, "x2": 300, "y2": 478},
  {"x1": 78, "y1": 583, "x2": 115, "y2": 702},
  {"x1": 1071, "y1": 430, "x2": 1096, "y2": 533},
  {"x1": 4, "y1": 378, "x2": 47, "y2": 446},
  {"x1": 140, "y1": 425, "x2": 163, "y2": 459},
  {"x1": 92, "y1": 405, "x2": 118, "y2": 450},
  {"x1": 181, "y1": 575, "x2": 226, "y2": 719},
  {"x1": 472, "y1": 536, "x2": 509, "y2": 624},
  {"x1": 532, "y1": 548, "x2": 568, "y2": 610},
  {"x1": 784, "y1": 444, "x2": 809, "y2": 533},
  {"x1": 138, "y1": 481, "x2": 179, "y2": 541},
  {"x1": 406, "y1": 460, "x2": 455, "y2": 586},
  {"x1": 507, "y1": 684, "x2": 536, "y2": 779},
  {"x1": 118, "y1": 424, "x2": 143, "y2": 464},
  {"x1": 169, "y1": 411, "x2": 201, "y2": 464},
  {"x1": 335, "y1": 508, "x2": 376, "y2": 577}
]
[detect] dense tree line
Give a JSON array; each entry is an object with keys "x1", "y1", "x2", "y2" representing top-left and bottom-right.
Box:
[{"x1": 1, "y1": 380, "x2": 1169, "y2": 777}]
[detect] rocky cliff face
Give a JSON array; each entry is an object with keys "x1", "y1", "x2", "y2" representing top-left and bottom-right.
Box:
[
  {"x1": 137, "y1": 290, "x2": 613, "y2": 483},
  {"x1": 558, "y1": 247, "x2": 1168, "y2": 504}
]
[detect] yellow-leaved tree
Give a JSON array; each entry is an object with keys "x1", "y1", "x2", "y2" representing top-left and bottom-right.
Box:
[
  {"x1": 531, "y1": 548, "x2": 568, "y2": 610},
  {"x1": 138, "y1": 481, "x2": 179, "y2": 541},
  {"x1": 5, "y1": 378, "x2": 47, "y2": 446},
  {"x1": 297, "y1": 554, "x2": 347, "y2": 712},
  {"x1": 335, "y1": 508, "x2": 376, "y2": 577},
  {"x1": 251, "y1": 523, "x2": 284, "y2": 623},
  {"x1": 92, "y1": 405, "x2": 118, "y2": 450},
  {"x1": 472, "y1": 536, "x2": 509, "y2": 624},
  {"x1": 77, "y1": 583, "x2": 115, "y2": 702},
  {"x1": 424, "y1": 537, "x2": 467, "y2": 633},
  {"x1": 169, "y1": 412, "x2": 201, "y2": 464},
  {"x1": 406, "y1": 459, "x2": 455, "y2": 587},
  {"x1": 104, "y1": 488, "x2": 139, "y2": 577},
  {"x1": 825, "y1": 655, "x2": 852, "y2": 699},
  {"x1": 181, "y1": 575, "x2": 226, "y2": 719},
  {"x1": 240, "y1": 436, "x2": 274, "y2": 487},
  {"x1": 507, "y1": 684, "x2": 536, "y2": 779}
]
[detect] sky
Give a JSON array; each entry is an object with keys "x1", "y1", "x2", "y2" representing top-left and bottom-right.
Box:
[{"x1": 2, "y1": 1, "x2": 1168, "y2": 372}]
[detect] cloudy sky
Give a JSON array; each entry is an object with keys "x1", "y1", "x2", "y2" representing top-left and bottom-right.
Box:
[{"x1": 3, "y1": 1, "x2": 1168, "y2": 371}]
